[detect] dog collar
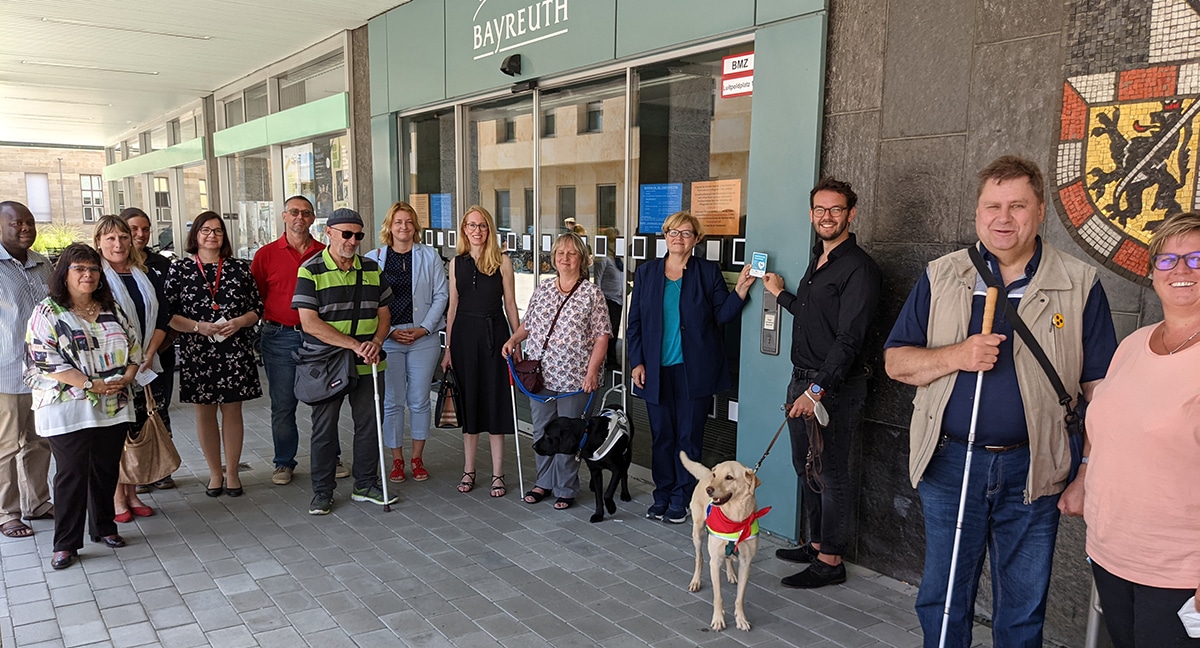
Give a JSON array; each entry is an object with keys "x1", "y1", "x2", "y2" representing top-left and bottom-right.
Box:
[
  {"x1": 705, "y1": 503, "x2": 771, "y2": 555},
  {"x1": 587, "y1": 408, "x2": 631, "y2": 462}
]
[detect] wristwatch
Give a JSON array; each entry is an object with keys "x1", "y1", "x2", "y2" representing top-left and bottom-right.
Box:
[
  {"x1": 82, "y1": 379, "x2": 93, "y2": 391},
  {"x1": 809, "y1": 383, "x2": 823, "y2": 396}
]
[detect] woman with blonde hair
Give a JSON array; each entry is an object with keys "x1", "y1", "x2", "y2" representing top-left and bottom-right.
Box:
[
  {"x1": 441, "y1": 206, "x2": 519, "y2": 496},
  {"x1": 365, "y1": 202, "x2": 448, "y2": 484},
  {"x1": 93, "y1": 215, "x2": 170, "y2": 521}
]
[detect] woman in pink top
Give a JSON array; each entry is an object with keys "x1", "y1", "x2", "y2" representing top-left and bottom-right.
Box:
[{"x1": 1082, "y1": 212, "x2": 1200, "y2": 647}]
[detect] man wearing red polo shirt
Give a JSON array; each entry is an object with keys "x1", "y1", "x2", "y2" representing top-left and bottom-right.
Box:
[{"x1": 251, "y1": 196, "x2": 326, "y2": 485}]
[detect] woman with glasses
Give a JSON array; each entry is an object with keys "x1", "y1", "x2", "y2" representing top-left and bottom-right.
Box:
[
  {"x1": 26, "y1": 244, "x2": 142, "y2": 569},
  {"x1": 502, "y1": 232, "x2": 610, "y2": 510},
  {"x1": 1072, "y1": 212, "x2": 1200, "y2": 647},
  {"x1": 441, "y1": 206, "x2": 520, "y2": 497},
  {"x1": 365, "y1": 202, "x2": 448, "y2": 485},
  {"x1": 93, "y1": 215, "x2": 170, "y2": 522},
  {"x1": 627, "y1": 211, "x2": 755, "y2": 524},
  {"x1": 166, "y1": 212, "x2": 262, "y2": 498}
]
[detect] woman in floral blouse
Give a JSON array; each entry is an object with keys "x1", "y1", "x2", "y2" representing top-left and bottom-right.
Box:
[
  {"x1": 26, "y1": 243, "x2": 142, "y2": 570},
  {"x1": 502, "y1": 232, "x2": 611, "y2": 510}
]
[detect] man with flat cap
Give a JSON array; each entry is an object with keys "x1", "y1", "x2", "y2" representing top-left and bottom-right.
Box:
[{"x1": 293, "y1": 208, "x2": 397, "y2": 515}]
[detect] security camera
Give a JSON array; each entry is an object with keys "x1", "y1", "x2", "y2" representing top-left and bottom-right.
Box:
[{"x1": 500, "y1": 54, "x2": 522, "y2": 77}]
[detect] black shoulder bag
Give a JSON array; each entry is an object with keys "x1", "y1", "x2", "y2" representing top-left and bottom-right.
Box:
[
  {"x1": 967, "y1": 246, "x2": 1087, "y2": 479},
  {"x1": 293, "y1": 266, "x2": 363, "y2": 404}
]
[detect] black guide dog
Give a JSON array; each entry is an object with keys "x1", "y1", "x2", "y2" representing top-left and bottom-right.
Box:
[{"x1": 535, "y1": 405, "x2": 634, "y2": 523}]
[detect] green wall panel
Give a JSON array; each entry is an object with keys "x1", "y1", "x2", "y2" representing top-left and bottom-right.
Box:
[
  {"x1": 266, "y1": 93, "x2": 349, "y2": 144},
  {"x1": 737, "y1": 13, "x2": 827, "y2": 542},
  {"x1": 212, "y1": 120, "x2": 269, "y2": 157},
  {"x1": 444, "y1": 0, "x2": 616, "y2": 98},
  {"x1": 102, "y1": 137, "x2": 205, "y2": 180},
  {"x1": 369, "y1": 16, "x2": 391, "y2": 117},
  {"x1": 756, "y1": 0, "x2": 826, "y2": 25},
  {"x1": 371, "y1": 115, "x2": 400, "y2": 222},
  {"x1": 386, "y1": 0, "x2": 446, "y2": 112},
  {"x1": 615, "y1": 0, "x2": 755, "y2": 58}
]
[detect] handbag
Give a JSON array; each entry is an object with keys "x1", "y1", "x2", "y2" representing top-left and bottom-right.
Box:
[
  {"x1": 435, "y1": 368, "x2": 462, "y2": 429},
  {"x1": 119, "y1": 387, "x2": 182, "y2": 485},
  {"x1": 514, "y1": 278, "x2": 582, "y2": 394},
  {"x1": 293, "y1": 266, "x2": 362, "y2": 404}
]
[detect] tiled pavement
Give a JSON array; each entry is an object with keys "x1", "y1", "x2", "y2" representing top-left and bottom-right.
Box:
[{"x1": 0, "y1": 372, "x2": 995, "y2": 648}]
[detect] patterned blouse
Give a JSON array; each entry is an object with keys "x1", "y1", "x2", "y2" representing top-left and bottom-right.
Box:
[
  {"x1": 26, "y1": 299, "x2": 143, "y2": 435},
  {"x1": 523, "y1": 278, "x2": 611, "y2": 392}
]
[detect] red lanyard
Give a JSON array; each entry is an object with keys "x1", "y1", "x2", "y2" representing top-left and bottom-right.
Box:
[{"x1": 194, "y1": 256, "x2": 223, "y2": 310}]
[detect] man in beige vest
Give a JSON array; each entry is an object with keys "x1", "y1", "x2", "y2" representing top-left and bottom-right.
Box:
[{"x1": 883, "y1": 156, "x2": 1117, "y2": 647}]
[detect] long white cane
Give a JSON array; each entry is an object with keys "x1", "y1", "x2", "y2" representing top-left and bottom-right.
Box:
[
  {"x1": 372, "y1": 363, "x2": 392, "y2": 512},
  {"x1": 938, "y1": 286, "x2": 998, "y2": 648},
  {"x1": 509, "y1": 371, "x2": 525, "y2": 497}
]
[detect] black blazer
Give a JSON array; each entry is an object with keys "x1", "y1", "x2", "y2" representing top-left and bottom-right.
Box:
[{"x1": 626, "y1": 257, "x2": 747, "y2": 405}]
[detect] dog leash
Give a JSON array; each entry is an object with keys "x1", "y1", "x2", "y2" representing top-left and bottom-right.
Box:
[{"x1": 750, "y1": 405, "x2": 790, "y2": 474}]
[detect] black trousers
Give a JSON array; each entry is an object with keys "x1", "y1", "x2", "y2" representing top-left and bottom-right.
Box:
[
  {"x1": 785, "y1": 372, "x2": 867, "y2": 556},
  {"x1": 1093, "y1": 560, "x2": 1200, "y2": 648},
  {"x1": 47, "y1": 423, "x2": 127, "y2": 552},
  {"x1": 310, "y1": 376, "x2": 382, "y2": 496}
]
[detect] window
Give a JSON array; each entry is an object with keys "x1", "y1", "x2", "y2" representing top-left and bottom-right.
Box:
[
  {"x1": 503, "y1": 118, "x2": 516, "y2": 143},
  {"x1": 224, "y1": 98, "x2": 244, "y2": 127},
  {"x1": 525, "y1": 189, "x2": 534, "y2": 230},
  {"x1": 279, "y1": 52, "x2": 345, "y2": 111},
  {"x1": 494, "y1": 190, "x2": 511, "y2": 229},
  {"x1": 198, "y1": 179, "x2": 208, "y2": 211},
  {"x1": 597, "y1": 184, "x2": 617, "y2": 230},
  {"x1": 586, "y1": 102, "x2": 603, "y2": 132},
  {"x1": 25, "y1": 173, "x2": 51, "y2": 223},
  {"x1": 81, "y1": 175, "x2": 104, "y2": 222},
  {"x1": 542, "y1": 111, "x2": 556, "y2": 137},
  {"x1": 244, "y1": 83, "x2": 269, "y2": 121},
  {"x1": 558, "y1": 186, "x2": 576, "y2": 226},
  {"x1": 153, "y1": 177, "x2": 171, "y2": 222},
  {"x1": 150, "y1": 126, "x2": 169, "y2": 151}
]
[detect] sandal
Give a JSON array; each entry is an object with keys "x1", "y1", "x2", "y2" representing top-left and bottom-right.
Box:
[
  {"x1": 1, "y1": 519, "x2": 34, "y2": 538},
  {"x1": 457, "y1": 471, "x2": 476, "y2": 493},
  {"x1": 523, "y1": 487, "x2": 551, "y2": 504},
  {"x1": 553, "y1": 497, "x2": 575, "y2": 510},
  {"x1": 490, "y1": 475, "x2": 507, "y2": 498}
]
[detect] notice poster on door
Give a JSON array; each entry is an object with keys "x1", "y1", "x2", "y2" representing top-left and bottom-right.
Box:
[
  {"x1": 283, "y1": 143, "x2": 314, "y2": 204},
  {"x1": 638, "y1": 183, "x2": 683, "y2": 234},
  {"x1": 429, "y1": 194, "x2": 453, "y2": 229},
  {"x1": 691, "y1": 179, "x2": 741, "y2": 236},
  {"x1": 409, "y1": 194, "x2": 431, "y2": 229}
]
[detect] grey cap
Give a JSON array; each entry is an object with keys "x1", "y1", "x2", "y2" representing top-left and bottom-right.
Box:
[{"x1": 326, "y1": 208, "x2": 363, "y2": 227}]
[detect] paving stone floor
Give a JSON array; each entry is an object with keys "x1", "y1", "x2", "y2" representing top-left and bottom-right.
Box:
[{"x1": 0, "y1": 372, "x2": 995, "y2": 648}]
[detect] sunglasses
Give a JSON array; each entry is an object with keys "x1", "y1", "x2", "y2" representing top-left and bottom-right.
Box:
[
  {"x1": 1152, "y1": 251, "x2": 1200, "y2": 271},
  {"x1": 329, "y1": 226, "x2": 365, "y2": 241}
]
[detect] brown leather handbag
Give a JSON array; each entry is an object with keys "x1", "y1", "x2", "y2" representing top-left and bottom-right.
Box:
[{"x1": 119, "y1": 388, "x2": 182, "y2": 485}]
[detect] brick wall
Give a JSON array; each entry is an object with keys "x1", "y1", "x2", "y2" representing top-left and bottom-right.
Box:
[{"x1": 0, "y1": 146, "x2": 107, "y2": 242}]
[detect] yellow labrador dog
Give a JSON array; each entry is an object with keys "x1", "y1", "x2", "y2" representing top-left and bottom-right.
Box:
[{"x1": 680, "y1": 451, "x2": 770, "y2": 631}]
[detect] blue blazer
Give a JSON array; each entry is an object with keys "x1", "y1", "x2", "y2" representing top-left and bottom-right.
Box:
[
  {"x1": 626, "y1": 257, "x2": 747, "y2": 405},
  {"x1": 365, "y1": 243, "x2": 449, "y2": 334}
]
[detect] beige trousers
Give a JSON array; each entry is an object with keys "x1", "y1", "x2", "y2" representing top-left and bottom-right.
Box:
[{"x1": 0, "y1": 393, "x2": 53, "y2": 524}]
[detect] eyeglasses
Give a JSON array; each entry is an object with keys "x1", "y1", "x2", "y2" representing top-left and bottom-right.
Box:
[
  {"x1": 811, "y1": 206, "x2": 848, "y2": 217},
  {"x1": 666, "y1": 229, "x2": 696, "y2": 239},
  {"x1": 198, "y1": 227, "x2": 224, "y2": 237},
  {"x1": 329, "y1": 226, "x2": 365, "y2": 241},
  {"x1": 1152, "y1": 251, "x2": 1200, "y2": 271},
  {"x1": 68, "y1": 265, "x2": 101, "y2": 274},
  {"x1": 285, "y1": 208, "x2": 315, "y2": 218},
  {"x1": 464, "y1": 222, "x2": 488, "y2": 231}
]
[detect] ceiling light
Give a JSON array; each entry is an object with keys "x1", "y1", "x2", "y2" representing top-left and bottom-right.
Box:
[
  {"x1": 5, "y1": 96, "x2": 112, "y2": 107},
  {"x1": 20, "y1": 60, "x2": 159, "y2": 76},
  {"x1": 3, "y1": 113, "x2": 96, "y2": 123},
  {"x1": 40, "y1": 16, "x2": 212, "y2": 40}
]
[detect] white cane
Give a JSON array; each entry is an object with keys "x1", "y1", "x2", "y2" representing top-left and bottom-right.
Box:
[
  {"x1": 509, "y1": 372, "x2": 525, "y2": 497},
  {"x1": 938, "y1": 286, "x2": 998, "y2": 648},
  {"x1": 371, "y1": 363, "x2": 392, "y2": 512}
]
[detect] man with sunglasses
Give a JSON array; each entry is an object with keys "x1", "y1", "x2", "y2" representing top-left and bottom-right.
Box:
[
  {"x1": 884, "y1": 156, "x2": 1118, "y2": 647},
  {"x1": 250, "y1": 196, "x2": 326, "y2": 486},
  {"x1": 762, "y1": 178, "x2": 881, "y2": 589},
  {"x1": 293, "y1": 208, "x2": 396, "y2": 515},
  {"x1": 0, "y1": 201, "x2": 54, "y2": 540}
]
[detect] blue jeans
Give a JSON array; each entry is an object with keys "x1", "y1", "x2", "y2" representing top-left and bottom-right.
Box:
[
  {"x1": 381, "y1": 333, "x2": 441, "y2": 449},
  {"x1": 260, "y1": 323, "x2": 307, "y2": 470},
  {"x1": 915, "y1": 439, "x2": 1061, "y2": 648}
]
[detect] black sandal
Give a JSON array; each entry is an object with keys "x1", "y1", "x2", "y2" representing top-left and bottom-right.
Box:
[
  {"x1": 553, "y1": 497, "x2": 575, "y2": 510},
  {"x1": 490, "y1": 475, "x2": 507, "y2": 498},
  {"x1": 523, "y1": 487, "x2": 551, "y2": 504},
  {"x1": 457, "y1": 471, "x2": 476, "y2": 494}
]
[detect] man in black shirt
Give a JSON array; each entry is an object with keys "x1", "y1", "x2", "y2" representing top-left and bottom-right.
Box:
[{"x1": 762, "y1": 177, "x2": 881, "y2": 588}]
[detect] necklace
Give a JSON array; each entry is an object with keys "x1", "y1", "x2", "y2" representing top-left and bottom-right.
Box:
[
  {"x1": 72, "y1": 301, "x2": 98, "y2": 318},
  {"x1": 1161, "y1": 324, "x2": 1200, "y2": 354}
]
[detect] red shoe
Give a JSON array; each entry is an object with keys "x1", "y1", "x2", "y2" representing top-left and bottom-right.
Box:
[
  {"x1": 114, "y1": 510, "x2": 133, "y2": 523},
  {"x1": 130, "y1": 506, "x2": 154, "y2": 518},
  {"x1": 388, "y1": 459, "x2": 406, "y2": 483},
  {"x1": 411, "y1": 457, "x2": 429, "y2": 482}
]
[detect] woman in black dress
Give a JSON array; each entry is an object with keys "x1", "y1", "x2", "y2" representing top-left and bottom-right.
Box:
[
  {"x1": 167, "y1": 212, "x2": 262, "y2": 498},
  {"x1": 441, "y1": 206, "x2": 519, "y2": 497}
]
